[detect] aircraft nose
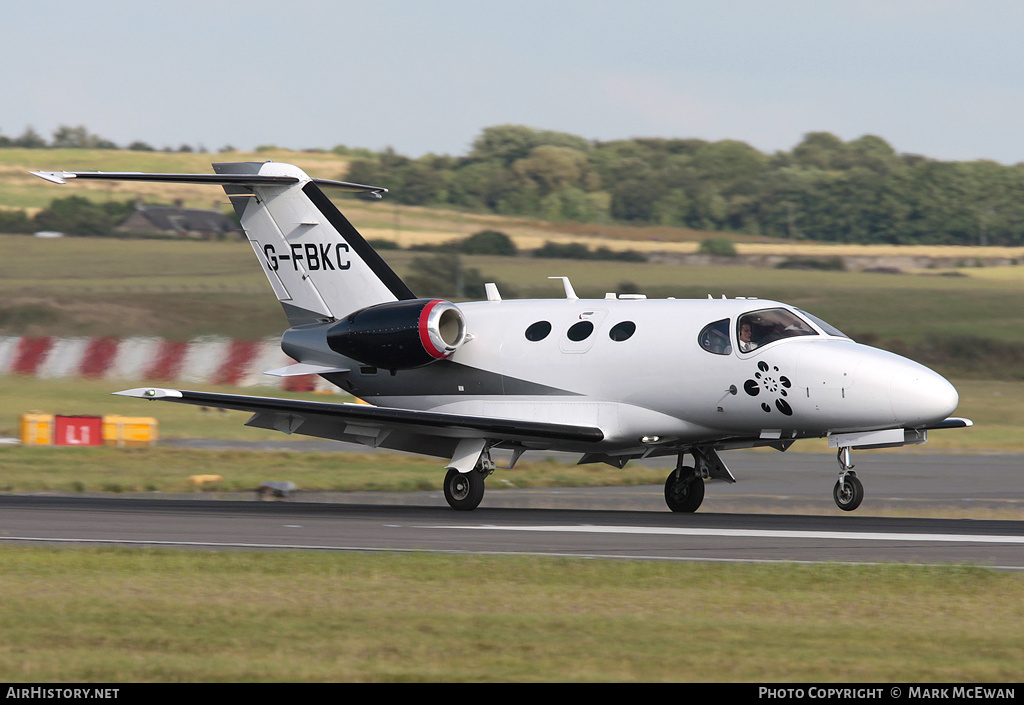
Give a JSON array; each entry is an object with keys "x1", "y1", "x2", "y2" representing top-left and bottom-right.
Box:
[{"x1": 889, "y1": 365, "x2": 959, "y2": 426}]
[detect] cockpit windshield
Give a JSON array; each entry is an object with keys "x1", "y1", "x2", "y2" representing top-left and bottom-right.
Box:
[
  {"x1": 796, "y1": 309, "x2": 850, "y2": 339},
  {"x1": 737, "y1": 308, "x2": 817, "y2": 352}
]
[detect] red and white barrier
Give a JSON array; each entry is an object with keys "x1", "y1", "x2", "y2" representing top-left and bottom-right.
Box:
[{"x1": 0, "y1": 335, "x2": 336, "y2": 391}]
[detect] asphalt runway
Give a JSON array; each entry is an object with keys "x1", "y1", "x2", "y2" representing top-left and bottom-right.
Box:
[{"x1": 1, "y1": 451, "x2": 1022, "y2": 569}]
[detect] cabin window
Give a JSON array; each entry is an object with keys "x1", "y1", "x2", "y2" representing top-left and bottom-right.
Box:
[
  {"x1": 699, "y1": 319, "x2": 732, "y2": 355},
  {"x1": 609, "y1": 321, "x2": 636, "y2": 341},
  {"x1": 567, "y1": 321, "x2": 594, "y2": 341},
  {"x1": 525, "y1": 321, "x2": 552, "y2": 341},
  {"x1": 737, "y1": 308, "x2": 817, "y2": 352}
]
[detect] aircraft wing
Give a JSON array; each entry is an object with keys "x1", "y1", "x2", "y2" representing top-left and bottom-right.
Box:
[{"x1": 114, "y1": 388, "x2": 605, "y2": 455}]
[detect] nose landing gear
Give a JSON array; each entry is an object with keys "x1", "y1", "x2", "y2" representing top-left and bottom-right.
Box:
[{"x1": 833, "y1": 446, "x2": 864, "y2": 511}]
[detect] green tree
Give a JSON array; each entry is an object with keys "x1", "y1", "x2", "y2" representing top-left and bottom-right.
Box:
[
  {"x1": 691, "y1": 139, "x2": 767, "y2": 183},
  {"x1": 609, "y1": 176, "x2": 664, "y2": 222},
  {"x1": 698, "y1": 237, "x2": 738, "y2": 257},
  {"x1": 52, "y1": 125, "x2": 117, "y2": 149},
  {"x1": 547, "y1": 187, "x2": 599, "y2": 222},
  {"x1": 404, "y1": 253, "x2": 501, "y2": 299},
  {"x1": 791, "y1": 132, "x2": 846, "y2": 169},
  {"x1": 33, "y1": 196, "x2": 132, "y2": 236},
  {"x1": 470, "y1": 125, "x2": 590, "y2": 166},
  {"x1": 399, "y1": 159, "x2": 447, "y2": 205},
  {"x1": 460, "y1": 230, "x2": 517, "y2": 256},
  {"x1": 0, "y1": 209, "x2": 31, "y2": 233},
  {"x1": 12, "y1": 126, "x2": 47, "y2": 148},
  {"x1": 447, "y1": 160, "x2": 516, "y2": 211},
  {"x1": 469, "y1": 125, "x2": 542, "y2": 166},
  {"x1": 511, "y1": 145, "x2": 589, "y2": 196}
]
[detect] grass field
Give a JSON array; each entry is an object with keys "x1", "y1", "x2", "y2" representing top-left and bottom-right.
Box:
[{"x1": 0, "y1": 548, "x2": 1020, "y2": 682}]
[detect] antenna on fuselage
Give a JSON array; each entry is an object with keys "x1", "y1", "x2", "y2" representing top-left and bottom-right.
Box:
[{"x1": 549, "y1": 276, "x2": 578, "y2": 300}]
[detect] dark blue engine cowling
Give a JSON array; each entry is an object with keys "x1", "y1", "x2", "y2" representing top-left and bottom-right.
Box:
[{"x1": 326, "y1": 298, "x2": 467, "y2": 370}]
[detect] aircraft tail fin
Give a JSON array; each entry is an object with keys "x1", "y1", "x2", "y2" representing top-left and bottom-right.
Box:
[{"x1": 31, "y1": 162, "x2": 414, "y2": 326}]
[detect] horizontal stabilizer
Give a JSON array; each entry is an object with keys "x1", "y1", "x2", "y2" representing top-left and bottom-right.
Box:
[
  {"x1": 30, "y1": 169, "x2": 387, "y2": 197},
  {"x1": 264, "y1": 363, "x2": 351, "y2": 377},
  {"x1": 114, "y1": 388, "x2": 183, "y2": 400}
]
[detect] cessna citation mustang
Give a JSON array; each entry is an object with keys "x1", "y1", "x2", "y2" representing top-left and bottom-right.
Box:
[{"x1": 33, "y1": 162, "x2": 972, "y2": 512}]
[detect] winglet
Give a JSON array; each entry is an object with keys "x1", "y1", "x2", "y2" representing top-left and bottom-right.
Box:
[
  {"x1": 30, "y1": 171, "x2": 75, "y2": 185},
  {"x1": 924, "y1": 417, "x2": 974, "y2": 429},
  {"x1": 113, "y1": 388, "x2": 184, "y2": 400}
]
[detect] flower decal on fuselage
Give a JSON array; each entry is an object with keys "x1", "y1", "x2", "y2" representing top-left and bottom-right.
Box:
[{"x1": 742, "y1": 361, "x2": 793, "y2": 416}]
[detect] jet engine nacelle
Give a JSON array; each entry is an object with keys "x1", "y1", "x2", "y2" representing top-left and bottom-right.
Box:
[{"x1": 326, "y1": 298, "x2": 467, "y2": 370}]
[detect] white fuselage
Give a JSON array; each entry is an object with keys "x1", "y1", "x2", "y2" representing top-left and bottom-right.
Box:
[{"x1": 332, "y1": 296, "x2": 959, "y2": 454}]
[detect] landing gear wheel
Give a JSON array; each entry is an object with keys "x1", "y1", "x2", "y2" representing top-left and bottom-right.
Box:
[
  {"x1": 444, "y1": 467, "x2": 485, "y2": 511},
  {"x1": 664, "y1": 466, "x2": 705, "y2": 513},
  {"x1": 833, "y1": 471, "x2": 864, "y2": 512}
]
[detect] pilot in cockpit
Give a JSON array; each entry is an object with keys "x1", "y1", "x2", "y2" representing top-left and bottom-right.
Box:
[{"x1": 738, "y1": 321, "x2": 757, "y2": 352}]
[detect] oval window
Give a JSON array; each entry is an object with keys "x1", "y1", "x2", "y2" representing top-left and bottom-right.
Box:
[
  {"x1": 567, "y1": 321, "x2": 594, "y2": 341},
  {"x1": 525, "y1": 321, "x2": 552, "y2": 341},
  {"x1": 609, "y1": 321, "x2": 636, "y2": 341}
]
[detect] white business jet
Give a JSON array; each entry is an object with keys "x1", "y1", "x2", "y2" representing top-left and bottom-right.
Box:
[{"x1": 33, "y1": 162, "x2": 971, "y2": 512}]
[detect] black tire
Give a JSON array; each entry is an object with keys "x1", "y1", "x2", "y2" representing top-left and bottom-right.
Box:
[
  {"x1": 664, "y1": 467, "x2": 705, "y2": 512},
  {"x1": 833, "y1": 471, "x2": 864, "y2": 511},
  {"x1": 444, "y1": 467, "x2": 485, "y2": 511}
]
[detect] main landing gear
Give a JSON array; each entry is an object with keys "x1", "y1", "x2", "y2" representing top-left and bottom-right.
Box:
[
  {"x1": 664, "y1": 456, "x2": 705, "y2": 513},
  {"x1": 443, "y1": 467, "x2": 486, "y2": 511},
  {"x1": 663, "y1": 447, "x2": 733, "y2": 513},
  {"x1": 833, "y1": 446, "x2": 864, "y2": 511},
  {"x1": 443, "y1": 446, "x2": 496, "y2": 511}
]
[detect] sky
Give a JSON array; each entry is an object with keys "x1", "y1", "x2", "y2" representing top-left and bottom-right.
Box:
[{"x1": 4, "y1": 0, "x2": 1024, "y2": 163}]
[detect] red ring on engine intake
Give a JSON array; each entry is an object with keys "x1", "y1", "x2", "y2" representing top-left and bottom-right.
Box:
[{"x1": 418, "y1": 299, "x2": 448, "y2": 359}]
